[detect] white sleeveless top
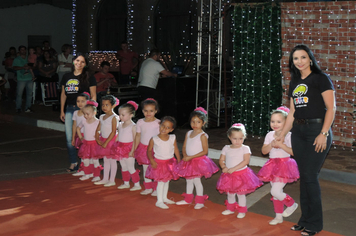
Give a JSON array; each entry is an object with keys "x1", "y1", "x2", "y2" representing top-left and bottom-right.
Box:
[
  {"x1": 185, "y1": 130, "x2": 208, "y2": 156},
  {"x1": 72, "y1": 110, "x2": 85, "y2": 133},
  {"x1": 136, "y1": 118, "x2": 160, "y2": 145},
  {"x1": 221, "y1": 144, "x2": 251, "y2": 171},
  {"x1": 99, "y1": 114, "x2": 118, "y2": 138},
  {"x1": 153, "y1": 134, "x2": 176, "y2": 160},
  {"x1": 118, "y1": 121, "x2": 135, "y2": 143},
  {"x1": 264, "y1": 131, "x2": 292, "y2": 159},
  {"x1": 80, "y1": 119, "x2": 99, "y2": 141}
]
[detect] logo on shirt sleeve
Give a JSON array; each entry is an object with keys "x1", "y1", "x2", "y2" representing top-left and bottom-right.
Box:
[
  {"x1": 65, "y1": 79, "x2": 79, "y2": 93},
  {"x1": 293, "y1": 84, "x2": 309, "y2": 105}
]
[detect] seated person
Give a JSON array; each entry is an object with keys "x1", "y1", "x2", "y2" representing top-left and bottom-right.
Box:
[
  {"x1": 94, "y1": 61, "x2": 117, "y2": 102},
  {"x1": 38, "y1": 50, "x2": 58, "y2": 81},
  {"x1": 36, "y1": 50, "x2": 58, "y2": 103}
]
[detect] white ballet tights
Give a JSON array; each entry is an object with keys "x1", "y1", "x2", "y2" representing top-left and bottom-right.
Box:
[
  {"x1": 142, "y1": 164, "x2": 152, "y2": 183},
  {"x1": 186, "y1": 177, "x2": 203, "y2": 196},
  {"x1": 227, "y1": 193, "x2": 246, "y2": 207},
  {"x1": 119, "y1": 157, "x2": 137, "y2": 185},
  {"x1": 270, "y1": 182, "x2": 287, "y2": 201},
  {"x1": 102, "y1": 157, "x2": 118, "y2": 182},
  {"x1": 119, "y1": 157, "x2": 136, "y2": 174},
  {"x1": 157, "y1": 181, "x2": 170, "y2": 204},
  {"x1": 83, "y1": 158, "x2": 99, "y2": 167}
]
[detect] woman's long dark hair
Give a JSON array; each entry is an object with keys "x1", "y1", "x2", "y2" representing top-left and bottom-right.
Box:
[
  {"x1": 288, "y1": 44, "x2": 322, "y2": 82},
  {"x1": 72, "y1": 53, "x2": 90, "y2": 87}
]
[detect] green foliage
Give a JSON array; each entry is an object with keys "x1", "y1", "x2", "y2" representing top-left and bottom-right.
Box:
[{"x1": 232, "y1": 2, "x2": 283, "y2": 136}]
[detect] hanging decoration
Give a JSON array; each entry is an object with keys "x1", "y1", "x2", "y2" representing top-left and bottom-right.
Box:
[{"x1": 232, "y1": 2, "x2": 283, "y2": 136}]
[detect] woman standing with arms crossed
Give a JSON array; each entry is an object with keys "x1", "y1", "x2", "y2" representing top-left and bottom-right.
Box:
[
  {"x1": 60, "y1": 53, "x2": 97, "y2": 172},
  {"x1": 277, "y1": 45, "x2": 335, "y2": 236}
]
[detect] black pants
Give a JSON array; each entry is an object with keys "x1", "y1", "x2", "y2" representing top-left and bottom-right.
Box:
[{"x1": 291, "y1": 122, "x2": 332, "y2": 232}]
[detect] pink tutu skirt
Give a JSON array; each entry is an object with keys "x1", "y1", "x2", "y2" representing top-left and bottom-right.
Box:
[
  {"x1": 216, "y1": 167, "x2": 263, "y2": 195},
  {"x1": 74, "y1": 133, "x2": 83, "y2": 149},
  {"x1": 146, "y1": 158, "x2": 179, "y2": 182},
  {"x1": 257, "y1": 157, "x2": 299, "y2": 183},
  {"x1": 78, "y1": 140, "x2": 98, "y2": 159},
  {"x1": 134, "y1": 143, "x2": 153, "y2": 165},
  {"x1": 175, "y1": 155, "x2": 219, "y2": 179},
  {"x1": 111, "y1": 141, "x2": 133, "y2": 160},
  {"x1": 96, "y1": 135, "x2": 117, "y2": 159}
]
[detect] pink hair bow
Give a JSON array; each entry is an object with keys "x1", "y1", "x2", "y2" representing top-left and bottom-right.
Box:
[
  {"x1": 86, "y1": 100, "x2": 98, "y2": 107},
  {"x1": 231, "y1": 123, "x2": 245, "y2": 129},
  {"x1": 115, "y1": 98, "x2": 120, "y2": 107},
  {"x1": 277, "y1": 106, "x2": 290, "y2": 114},
  {"x1": 83, "y1": 92, "x2": 90, "y2": 98},
  {"x1": 127, "y1": 101, "x2": 138, "y2": 111},
  {"x1": 194, "y1": 107, "x2": 207, "y2": 115}
]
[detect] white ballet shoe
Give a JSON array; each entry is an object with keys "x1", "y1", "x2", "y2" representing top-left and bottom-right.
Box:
[
  {"x1": 155, "y1": 202, "x2": 169, "y2": 209},
  {"x1": 194, "y1": 203, "x2": 204, "y2": 210},
  {"x1": 88, "y1": 173, "x2": 93, "y2": 178},
  {"x1": 140, "y1": 189, "x2": 153, "y2": 195},
  {"x1": 104, "y1": 182, "x2": 116, "y2": 187},
  {"x1": 72, "y1": 171, "x2": 84, "y2": 176},
  {"x1": 129, "y1": 185, "x2": 142, "y2": 191},
  {"x1": 94, "y1": 180, "x2": 108, "y2": 185},
  {"x1": 91, "y1": 177, "x2": 101, "y2": 182},
  {"x1": 79, "y1": 175, "x2": 90, "y2": 181},
  {"x1": 269, "y1": 217, "x2": 283, "y2": 225},
  {"x1": 117, "y1": 184, "x2": 130, "y2": 189},
  {"x1": 163, "y1": 199, "x2": 175, "y2": 204},
  {"x1": 222, "y1": 210, "x2": 235, "y2": 215},
  {"x1": 151, "y1": 190, "x2": 157, "y2": 196},
  {"x1": 282, "y1": 203, "x2": 298, "y2": 217},
  {"x1": 176, "y1": 200, "x2": 190, "y2": 205},
  {"x1": 237, "y1": 213, "x2": 246, "y2": 219}
]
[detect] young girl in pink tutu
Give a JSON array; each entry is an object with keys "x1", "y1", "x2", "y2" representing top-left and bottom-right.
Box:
[
  {"x1": 94, "y1": 95, "x2": 119, "y2": 186},
  {"x1": 217, "y1": 123, "x2": 263, "y2": 219},
  {"x1": 257, "y1": 106, "x2": 299, "y2": 225},
  {"x1": 113, "y1": 101, "x2": 142, "y2": 191},
  {"x1": 146, "y1": 116, "x2": 181, "y2": 209},
  {"x1": 72, "y1": 92, "x2": 90, "y2": 177},
  {"x1": 77, "y1": 100, "x2": 100, "y2": 181},
  {"x1": 133, "y1": 98, "x2": 160, "y2": 195},
  {"x1": 175, "y1": 107, "x2": 219, "y2": 210}
]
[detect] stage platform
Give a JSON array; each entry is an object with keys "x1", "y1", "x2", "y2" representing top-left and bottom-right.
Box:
[{"x1": 0, "y1": 174, "x2": 341, "y2": 236}]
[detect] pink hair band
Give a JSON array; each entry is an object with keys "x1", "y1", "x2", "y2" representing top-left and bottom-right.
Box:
[
  {"x1": 87, "y1": 100, "x2": 98, "y2": 107},
  {"x1": 146, "y1": 98, "x2": 156, "y2": 102},
  {"x1": 194, "y1": 107, "x2": 207, "y2": 115},
  {"x1": 277, "y1": 106, "x2": 290, "y2": 113},
  {"x1": 83, "y1": 92, "x2": 90, "y2": 98},
  {"x1": 127, "y1": 101, "x2": 138, "y2": 111},
  {"x1": 231, "y1": 123, "x2": 245, "y2": 129}
]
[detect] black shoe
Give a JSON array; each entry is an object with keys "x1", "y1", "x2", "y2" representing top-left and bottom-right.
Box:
[
  {"x1": 24, "y1": 108, "x2": 34, "y2": 113},
  {"x1": 16, "y1": 109, "x2": 21, "y2": 113},
  {"x1": 291, "y1": 225, "x2": 305, "y2": 231}
]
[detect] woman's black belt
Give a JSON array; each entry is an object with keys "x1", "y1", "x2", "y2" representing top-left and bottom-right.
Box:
[{"x1": 294, "y1": 118, "x2": 323, "y2": 125}]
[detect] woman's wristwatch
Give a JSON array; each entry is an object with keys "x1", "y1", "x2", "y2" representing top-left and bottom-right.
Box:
[{"x1": 321, "y1": 131, "x2": 329, "y2": 137}]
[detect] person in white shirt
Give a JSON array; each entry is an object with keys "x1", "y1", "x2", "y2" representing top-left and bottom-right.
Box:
[{"x1": 137, "y1": 49, "x2": 177, "y2": 101}]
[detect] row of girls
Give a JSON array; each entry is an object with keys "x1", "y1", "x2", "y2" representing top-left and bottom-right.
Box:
[
  {"x1": 61, "y1": 45, "x2": 335, "y2": 236},
  {"x1": 70, "y1": 93, "x2": 299, "y2": 224}
]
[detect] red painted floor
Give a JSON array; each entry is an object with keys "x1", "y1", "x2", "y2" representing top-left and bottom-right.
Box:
[{"x1": 0, "y1": 175, "x2": 341, "y2": 236}]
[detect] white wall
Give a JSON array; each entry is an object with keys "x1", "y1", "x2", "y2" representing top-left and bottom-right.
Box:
[{"x1": 0, "y1": 4, "x2": 72, "y2": 73}]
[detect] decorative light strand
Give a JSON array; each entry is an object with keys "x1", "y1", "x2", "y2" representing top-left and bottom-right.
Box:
[{"x1": 71, "y1": 0, "x2": 77, "y2": 55}]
